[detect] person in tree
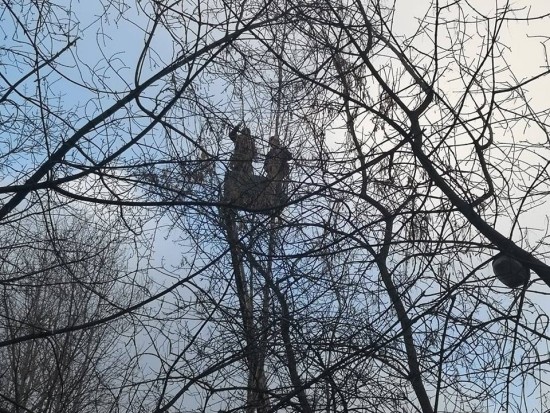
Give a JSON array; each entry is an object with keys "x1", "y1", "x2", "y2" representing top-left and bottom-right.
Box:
[
  {"x1": 229, "y1": 123, "x2": 257, "y2": 176},
  {"x1": 264, "y1": 135, "x2": 292, "y2": 197}
]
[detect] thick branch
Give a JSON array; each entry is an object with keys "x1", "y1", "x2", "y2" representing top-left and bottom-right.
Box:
[{"x1": 408, "y1": 120, "x2": 550, "y2": 287}]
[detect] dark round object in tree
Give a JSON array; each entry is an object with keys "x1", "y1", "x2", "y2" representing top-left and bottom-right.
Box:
[{"x1": 492, "y1": 254, "x2": 530, "y2": 288}]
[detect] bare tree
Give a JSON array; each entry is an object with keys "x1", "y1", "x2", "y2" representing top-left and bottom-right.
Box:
[
  {"x1": 3, "y1": 0, "x2": 550, "y2": 412},
  {"x1": 0, "y1": 214, "x2": 139, "y2": 413}
]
